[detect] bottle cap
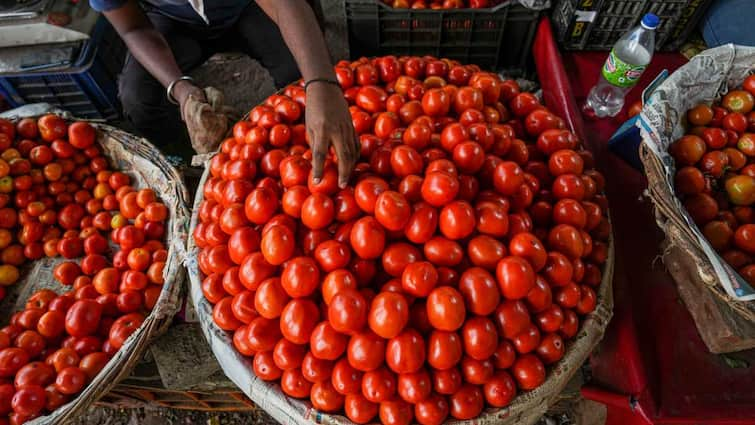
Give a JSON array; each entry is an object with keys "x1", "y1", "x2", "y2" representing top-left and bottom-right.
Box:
[{"x1": 641, "y1": 13, "x2": 660, "y2": 30}]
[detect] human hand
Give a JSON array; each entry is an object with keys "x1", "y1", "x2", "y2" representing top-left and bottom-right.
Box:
[{"x1": 305, "y1": 81, "x2": 359, "y2": 188}]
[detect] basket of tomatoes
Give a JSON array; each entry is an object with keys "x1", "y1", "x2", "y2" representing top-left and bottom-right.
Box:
[
  {"x1": 0, "y1": 105, "x2": 190, "y2": 424},
  {"x1": 187, "y1": 55, "x2": 613, "y2": 425},
  {"x1": 638, "y1": 45, "x2": 755, "y2": 353}
]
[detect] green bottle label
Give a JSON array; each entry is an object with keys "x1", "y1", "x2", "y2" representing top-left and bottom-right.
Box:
[{"x1": 601, "y1": 49, "x2": 647, "y2": 88}]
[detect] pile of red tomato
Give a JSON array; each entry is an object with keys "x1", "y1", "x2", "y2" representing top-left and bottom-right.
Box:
[
  {"x1": 670, "y1": 75, "x2": 755, "y2": 284},
  {"x1": 194, "y1": 55, "x2": 610, "y2": 425},
  {"x1": 0, "y1": 116, "x2": 170, "y2": 424},
  {"x1": 382, "y1": 0, "x2": 501, "y2": 9}
]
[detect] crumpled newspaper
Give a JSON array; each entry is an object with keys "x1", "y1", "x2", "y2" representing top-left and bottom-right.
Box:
[{"x1": 638, "y1": 44, "x2": 755, "y2": 301}]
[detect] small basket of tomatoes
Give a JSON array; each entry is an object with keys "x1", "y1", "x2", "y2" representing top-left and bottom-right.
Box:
[
  {"x1": 638, "y1": 44, "x2": 755, "y2": 353},
  {"x1": 0, "y1": 105, "x2": 190, "y2": 424},
  {"x1": 187, "y1": 54, "x2": 614, "y2": 425}
]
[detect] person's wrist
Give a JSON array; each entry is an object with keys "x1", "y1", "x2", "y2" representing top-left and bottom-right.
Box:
[
  {"x1": 173, "y1": 80, "x2": 199, "y2": 106},
  {"x1": 304, "y1": 77, "x2": 340, "y2": 93}
]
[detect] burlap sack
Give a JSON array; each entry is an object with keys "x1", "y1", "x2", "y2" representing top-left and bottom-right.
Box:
[
  {"x1": 183, "y1": 87, "x2": 238, "y2": 154},
  {"x1": 0, "y1": 104, "x2": 191, "y2": 424},
  {"x1": 186, "y1": 156, "x2": 614, "y2": 425},
  {"x1": 638, "y1": 45, "x2": 755, "y2": 353}
]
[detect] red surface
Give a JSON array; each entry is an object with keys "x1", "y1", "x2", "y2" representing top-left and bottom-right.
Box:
[{"x1": 532, "y1": 19, "x2": 755, "y2": 425}]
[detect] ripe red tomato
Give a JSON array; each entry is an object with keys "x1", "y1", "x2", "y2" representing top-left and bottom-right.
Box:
[
  {"x1": 385, "y1": 329, "x2": 425, "y2": 374},
  {"x1": 355, "y1": 177, "x2": 389, "y2": 214},
  {"x1": 512, "y1": 353, "x2": 546, "y2": 390},
  {"x1": 347, "y1": 330, "x2": 386, "y2": 371},
  {"x1": 357, "y1": 86, "x2": 388, "y2": 113},
  {"x1": 379, "y1": 398, "x2": 414, "y2": 425},
  {"x1": 465, "y1": 235, "x2": 504, "y2": 270},
  {"x1": 0, "y1": 347, "x2": 29, "y2": 377},
  {"x1": 448, "y1": 384, "x2": 484, "y2": 420},
  {"x1": 68, "y1": 121, "x2": 96, "y2": 149},
  {"x1": 213, "y1": 297, "x2": 242, "y2": 331},
  {"x1": 279, "y1": 256, "x2": 319, "y2": 298},
  {"x1": 414, "y1": 393, "x2": 449, "y2": 425},
  {"x1": 350, "y1": 217, "x2": 386, "y2": 260},
  {"x1": 548, "y1": 224, "x2": 585, "y2": 259},
  {"x1": 484, "y1": 371, "x2": 517, "y2": 407},
  {"x1": 509, "y1": 92, "x2": 540, "y2": 117},
  {"x1": 329, "y1": 289, "x2": 368, "y2": 335},
  {"x1": 461, "y1": 316, "x2": 498, "y2": 361},
  {"x1": 403, "y1": 204, "x2": 437, "y2": 244},
  {"x1": 54, "y1": 366, "x2": 87, "y2": 395},
  {"x1": 38, "y1": 115, "x2": 66, "y2": 142},
  {"x1": 536, "y1": 332, "x2": 565, "y2": 364},
  {"x1": 271, "y1": 338, "x2": 305, "y2": 370},
  {"x1": 260, "y1": 225, "x2": 295, "y2": 266},
  {"x1": 64, "y1": 300, "x2": 102, "y2": 337},
  {"x1": 11, "y1": 385, "x2": 46, "y2": 416},
  {"x1": 368, "y1": 292, "x2": 409, "y2": 339},
  {"x1": 14, "y1": 361, "x2": 55, "y2": 388},
  {"x1": 306, "y1": 322, "x2": 346, "y2": 363},
  {"x1": 37, "y1": 311, "x2": 65, "y2": 339},
  {"x1": 253, "y1": 351, "x2": 282, "y2": 381},
  {"x1": 246, "y1": 317, "x2": 282, "y2": 352},
  {"x1": 426, "y1": 286, "x2": 466, "y2": 331},
  {"x1": 421, "y1": 172, "x2": 459, "y2": 207},
  {"x1": 361, "y1": 366, "x2": 397, "y2": 403},
  {"x1": 332, "y1": 357, "x2": 363, "y2": 395},
  {"x1": 280, "y1": 298, "x2": 320, "y2": 345},
  {"x1": 421, "y1": 89, "x2": 451, "y2": 117},
  {"x1": 345, "y1": 393, "x2": 379, "y2": 424},
  {"x1": 311, "y1": 380, "x2": 345, "y2": 413},
  {"x1": 396, "y1": 368, "x2": 431, "y2": 404},
  {"x1": 400, "y1": 261, "x2": 438, "y2": 297},
  {"x1": 373, "y1": 190, "x2": 411, "y2": 231},
  {"x1": 439, "y1": 201, "x2": 475, "y2": 240}
]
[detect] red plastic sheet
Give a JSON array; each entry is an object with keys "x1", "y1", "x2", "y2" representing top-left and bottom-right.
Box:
[{"x1": 533, "y1": 18, "x2": 755, "y2": 425}]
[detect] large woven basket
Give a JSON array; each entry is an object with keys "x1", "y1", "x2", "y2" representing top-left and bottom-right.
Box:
[
  {"x1": 638, "y1": 45, "x2": 755, "y2": 353},
  {"x1": 0, "y1": 105, "x2": 191, "y2": 424},
  {"x1": 185, "y1": 132, "x2": 614, "y2": 425}
]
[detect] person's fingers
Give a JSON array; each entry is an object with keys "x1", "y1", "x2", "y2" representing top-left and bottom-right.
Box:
[
  {"x1": 344, "y1": 122, "x2": 359, "y2": 171},
  {"x1": 332, "y1": 127, "x2": 356, "y2": 189},
  {"x1": 349, "y1": 124, "x2": 360, "y2": 162},
  {"x1": 344, "y1": 127, "x2": 359, "y2": 170},
  {"x1": 310, "y1": 127, "x2": 327, "y2": 183}
]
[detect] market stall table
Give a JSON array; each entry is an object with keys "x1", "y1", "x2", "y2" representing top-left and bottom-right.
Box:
[{"x1": 561, "y1": 51, "x2": 755, "y2": 424}]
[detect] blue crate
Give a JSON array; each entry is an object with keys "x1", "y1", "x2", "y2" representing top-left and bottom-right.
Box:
[{"x1": 0, "y1": 18, "x2": 126, "y2": 120}]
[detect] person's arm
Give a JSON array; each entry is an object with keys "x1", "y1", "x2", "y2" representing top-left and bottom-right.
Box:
[
  {"x1": 103, "y1": 0, "x2": 204, "y2": 109},
  {"x1": 255, "y1": 0, "x2": 358, "y2": 188}
]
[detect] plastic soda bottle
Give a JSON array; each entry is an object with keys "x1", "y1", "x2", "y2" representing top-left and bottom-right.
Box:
[{"x1": 584, "y1": 13, "x2": 660, "y2": 118}]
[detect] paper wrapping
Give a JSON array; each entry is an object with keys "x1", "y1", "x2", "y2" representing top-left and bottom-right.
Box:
[
  {"x1": 186, "y1": 153, "x2": 614, "y2": 425},
  {"x1": 638, "y1": 45, "x2": 755, "y2": 303},
  {"x1": 0, "y1": 104, "x2": 191, "y2": 424}
]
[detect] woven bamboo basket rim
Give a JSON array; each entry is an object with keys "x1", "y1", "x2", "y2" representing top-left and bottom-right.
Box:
[{"x1": 102, "y1": 385, "x2": 257, "y2": 412}]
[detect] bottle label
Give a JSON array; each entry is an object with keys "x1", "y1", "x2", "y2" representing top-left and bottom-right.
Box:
[{"x1": 601, "y1": 49, "x2": 647, "y2": 88}]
